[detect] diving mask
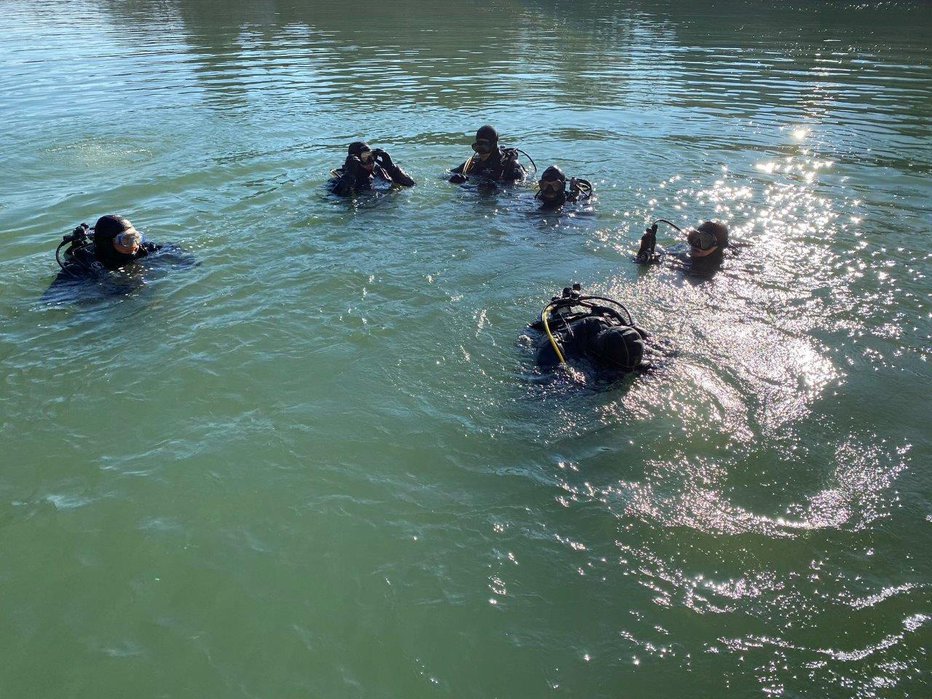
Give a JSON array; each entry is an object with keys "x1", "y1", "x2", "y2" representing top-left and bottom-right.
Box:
[
  {"x1": 471, "y1": 139, "x2": 493, "y2": 155},
  {"x1": 538, "y1": 179, "x2": 565, "y2": 194},
  {"x1": 114, "y1": 229, "x2": 141, "y2": 251},
  {"x1": 689, "y1": 228, "x2": 717, "y2": 251}
]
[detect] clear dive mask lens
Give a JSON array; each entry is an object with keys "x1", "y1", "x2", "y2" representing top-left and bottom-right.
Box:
[
  {"x1": 690, "y1": 229, "x2": 717, "y2": 250},
  {"x1": 359, "y1": 150, "x2": 374, "y2": 164},
  {"x1": 686, "y1": 229, "x2": 718, "y2": 252},
  {"x1": 115, "y1": 230, "x2": 141, "y2": 249},
  {"x1": 538, "y1": 179, "x2": 564, "y2": 194}
]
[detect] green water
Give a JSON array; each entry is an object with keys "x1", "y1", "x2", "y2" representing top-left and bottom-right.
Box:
[{"x1": 1, "y1": 0, "x2": 930, "y2": 696}]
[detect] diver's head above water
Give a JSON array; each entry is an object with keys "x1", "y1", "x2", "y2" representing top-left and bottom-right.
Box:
[
  {"x1": 93, "y1": 214, "x2": 133, "y2": 241},
  {"x1": 537, "y1": 165, "x2": 567, "y2": 203},
  {"x1": 686, "y1": 221, "x2": 729, "y2": 257},
  {"x1": 348, "y1": 141, "x2": 375, "y2": 171},
  {"x1": 94, "y1": 214, "x2": 139, "y2": 254},
  {"x1": 471, "y1": 125, "x2": 499, "y2": 161}
]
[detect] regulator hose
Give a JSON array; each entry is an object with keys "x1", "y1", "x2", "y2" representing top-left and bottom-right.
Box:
[
  {"x1": 539, "y1": 292, "x2": 637, "y2": 366},
  {"x1": 55, "y1": 224, "x2": 92, "y2": 276},
  {"x1": 514, "y1": 148, "x2": 537, "y2": 176},
  {"x1": 652, "y1": 218, "x2": 682, "y2": 232},
  {"x1": 55, "y1": 239, "x2": 71, "y2": 273},
  {"x1": 541, "y1": 303, "x2": 567, "y2": 365}
]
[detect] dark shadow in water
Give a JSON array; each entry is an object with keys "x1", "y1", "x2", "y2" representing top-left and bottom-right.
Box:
[
  {"x1": 526, "y1": 200, "x2": 598, "y2": 230},
  {"x1": 446, "y1": 178, "x2": 535, "y2": 217},
  {"x1": 40, "y1": 245, "x2": 198, "y2": 306},
  {"x1": 666, "y1": 247, "x2": 725, "y2": 283},
  {"x1": 322, "y1": 180, "x2": 408, "y2": 212}
]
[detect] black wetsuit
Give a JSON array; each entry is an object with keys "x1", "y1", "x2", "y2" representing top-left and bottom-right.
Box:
[
  {"x1": 450, "y1": 147, "x2": 526, "y2": 184},
  {"x1": 331, "y1": 152, "x2": 415, "y2": 196},
  {"x1": 55, "y1": 240, "x2": 160, "y2": 281},
  {"x1": 538, "y1": 188, "x2": 591, "y2": 211},
  {"x1": 97, "y1": 241, "x2": 159, "y2": 270},
  {"x1": 532, "y1": 312, "x2": 648, "y2": 374}
]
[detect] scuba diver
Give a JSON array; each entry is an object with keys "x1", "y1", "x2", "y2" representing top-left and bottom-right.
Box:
[
  {"x1": 329, "y1": 141, "x2": 415, "y2": 196},
  {"x1": 449, "y1": 125, "x2": 530, "y2": 185},
  {"x1": 53, "y1": 215, "x2": 160, "y2": 282},
  {"x1": 635, "y1": 219, "x2": 729, "y2": 265},
  {"x1": 529, "y1": 284, "x2": 651, "y2": 377},
  {"x1": 45, "y1": 214, "x2": 192, "y2": 301},
  {"x1": 535, "y1": 165, "x2": 593, "y2": 211}
]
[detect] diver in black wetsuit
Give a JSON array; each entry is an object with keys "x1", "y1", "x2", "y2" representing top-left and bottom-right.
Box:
[
  {"x1": 45, "y1": 214, "x2": 193, "y2": 302},
  {"x1": 535, "y1": 165, "x2": 593, "y2": 211},
  {"x1": 449, "y1": 125, "x2": 527, "y2": 185},
  {"x1": 53, "y1": 215, "x2": 160, "y2": 283},
  {"x1": 330, "y1": 141, "x2": 415, "y2": 196},
  {"x1": 530, "y1": 284, "x2": 651, "y2": 376},
  {"x1": 635, "y1": 219, "x2": 730, "y2": 265}
]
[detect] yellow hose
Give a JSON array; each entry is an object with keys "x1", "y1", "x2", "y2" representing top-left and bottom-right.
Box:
[
  {"x1": 541, "y1": 305, "x2": 567, "y2": 365},
  {"x1": 463, "y1": 154, "x2": 476, "y2": 175}
]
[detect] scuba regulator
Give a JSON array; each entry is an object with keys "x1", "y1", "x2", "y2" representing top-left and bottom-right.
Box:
[
  {"x1": 55, "y1": 223, "x2": 93, "y2": 274},
  {"x1": 569, "y1": 177, "x2": 593, "y2": 199},
  {"x1": 635, "y1": 219, "x2": 682, "y2": 265},
  {"x1": 532, "y1": 283, "x2": 647, "y2": 370},
  {"x1": 537, "y1": 284, "x2": 638, "y2": 332}
]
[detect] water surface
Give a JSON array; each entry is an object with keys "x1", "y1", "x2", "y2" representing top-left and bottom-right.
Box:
[{"x1": 1, "y1": 0, "x2": 930, "y2": 696}]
